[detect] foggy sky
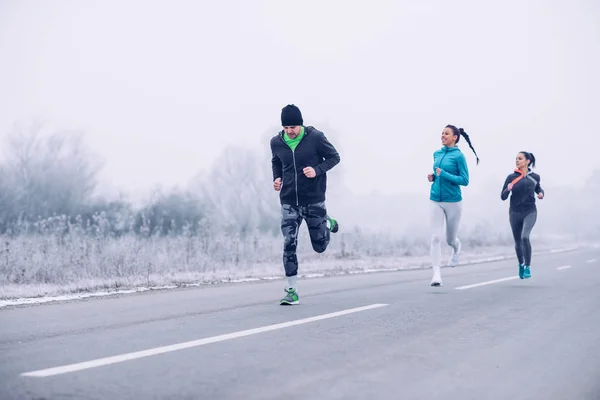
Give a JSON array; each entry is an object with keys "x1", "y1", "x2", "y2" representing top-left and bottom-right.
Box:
[{"x1": 1, "y1": 0, "x2": 598, "y2": 202}]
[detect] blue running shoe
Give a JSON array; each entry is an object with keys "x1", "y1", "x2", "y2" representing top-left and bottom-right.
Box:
[
  {"x1": 523, "y1": 265, "x2": 531, "y2": 279},
  {"x1": 519, "y1": 264, "x2": 525, "y2": 279}
]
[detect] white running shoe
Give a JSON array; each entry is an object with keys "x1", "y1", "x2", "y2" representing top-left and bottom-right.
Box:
[
  {"x1": 431, "y1": 265, "x2": 442, "y2": 286},
  {"x1": 449, "y1": 238, "x2": 461, "y2": 267}
]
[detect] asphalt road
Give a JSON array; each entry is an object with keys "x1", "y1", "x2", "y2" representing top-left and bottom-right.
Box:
[{"x1": 1, "y1": 247, "x2": 599, "y2": 399}]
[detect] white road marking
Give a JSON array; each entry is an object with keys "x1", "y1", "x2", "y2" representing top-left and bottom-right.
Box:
[
  {"x1": 21, "y1": 303, "x2": 388, "y2": 378},
  {"x1": 586, "y1": 259, "x2": 597, "y2": 263},
  {"x1": 455, "y1": 276, "x2": 519, "y2": 290},
  {"x1": 556, "y1": 265, "x2": 572, "y2": 270}
]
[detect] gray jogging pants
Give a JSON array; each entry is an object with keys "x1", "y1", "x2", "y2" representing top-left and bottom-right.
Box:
[{"x1": 430, "y1": 200, "x2": 462, "y2": 267}]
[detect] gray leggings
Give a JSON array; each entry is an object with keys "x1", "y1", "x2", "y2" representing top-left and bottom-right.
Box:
[
  {"x1": 509, "y1": 209, "x2": 537, "y2": 266},
  {"x1": 430, "y1": 200, "x2": 462, "y2": 267}
]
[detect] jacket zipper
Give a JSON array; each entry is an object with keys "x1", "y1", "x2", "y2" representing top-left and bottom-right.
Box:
[
  {"x1": 437, "y1": 150, "x2": 447, "y2": 202},
  {"x1": 292, "y1": 150, "x2": 299, "y2": 206},
  {"x1": 280, "y1": 129, "x2": 308, "y2": 206}
]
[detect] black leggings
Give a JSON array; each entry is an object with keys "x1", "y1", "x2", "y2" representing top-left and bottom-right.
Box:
[{"x1": 509, "y1": 209, "x2": 537, "y2": 266}]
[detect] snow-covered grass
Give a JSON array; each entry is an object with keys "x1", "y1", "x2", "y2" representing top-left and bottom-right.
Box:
[{"x1": 0, "y1": 219, "x2": 589, "y2": 306}]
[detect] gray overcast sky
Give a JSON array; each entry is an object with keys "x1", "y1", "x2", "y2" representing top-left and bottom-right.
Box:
[{"x1": 0, "y1": 0, "x2": 598, "y2": 201}]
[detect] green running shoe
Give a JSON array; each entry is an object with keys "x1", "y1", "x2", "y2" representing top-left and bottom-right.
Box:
[
  {"x1": 280, "y1": 288, "x2": 299, "y2": 305},
  {"x1": 523, "y1": 265, "x2": 531, "y2": 279},
  {"x1": 327, "y1": 216, "x2": 339, "y2": 233}
]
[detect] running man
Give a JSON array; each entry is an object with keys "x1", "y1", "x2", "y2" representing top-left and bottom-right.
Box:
[
  {"x1": 270, "y1": 104, "x2": 341, "y2": 305},
  {"x1": 501, "y1": 151, "x2": 544, "y2": 279},
  {"x1": 428, "y1": 124, "x2": 479, "y2": 286}
]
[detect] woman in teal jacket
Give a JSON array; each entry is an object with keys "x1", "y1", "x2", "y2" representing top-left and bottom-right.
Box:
[{"x1": 427, "y1": 124, "x2": 479, "y2": 286}]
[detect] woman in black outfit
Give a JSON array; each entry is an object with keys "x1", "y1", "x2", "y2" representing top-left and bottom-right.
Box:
[{"x1": 501, "y1": 151, "x2": 545, "y2": 279}]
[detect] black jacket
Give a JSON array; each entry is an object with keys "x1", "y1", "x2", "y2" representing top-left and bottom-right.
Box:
[
  {"x1": 501, "y1": 169, "x2": 544, "y2": 212},
  {"x1": 270, "y1": 126, "x2": 340, "y2": 206}
]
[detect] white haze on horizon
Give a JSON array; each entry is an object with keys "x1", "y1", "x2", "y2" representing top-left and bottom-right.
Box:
[{"x1": 0, "y1": 0, "x2": 598, "y2": 209}]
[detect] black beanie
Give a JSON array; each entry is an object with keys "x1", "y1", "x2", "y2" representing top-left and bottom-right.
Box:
[{"x1": 281, "y1": 104, "x2": 303, "y2": 126}]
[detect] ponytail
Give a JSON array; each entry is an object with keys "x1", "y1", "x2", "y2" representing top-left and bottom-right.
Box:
[
  {"x1": 446, "y1": 124, "x2": 480, "y2": 165},
  {"x1": 458, "y1": 128, "x2": 479, "y2": 165}
]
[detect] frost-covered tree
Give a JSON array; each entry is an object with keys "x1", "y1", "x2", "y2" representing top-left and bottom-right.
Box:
[
  {"x1": 191, "y1": 144, "x2": 280, "y2": 235},
  {"x1": 0, "y1": 121, "x2": 104, "y2": 231},
  {"x1": 133, "y1": 187, "x2": 207, "y2": 236}
]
